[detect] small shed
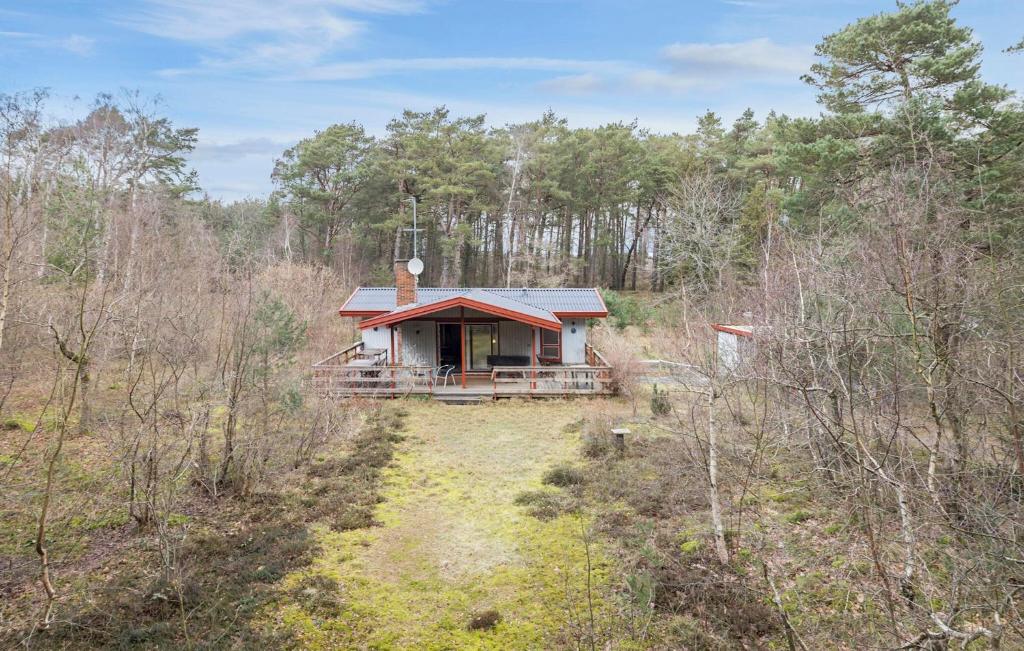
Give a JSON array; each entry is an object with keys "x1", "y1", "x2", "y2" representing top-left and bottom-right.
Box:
[{"x1": 711, "y1": 324, "x2": 755, "y2": 374}]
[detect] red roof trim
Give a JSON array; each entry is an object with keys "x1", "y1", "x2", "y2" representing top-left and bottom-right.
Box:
[
  {"x1": 711, "y1": 324, "x2": 754, "y2": 337},
  {"x1": 359, "y1": 296, "x2": 562, "y2": 331},
  {"x1": 337, "y1": 287, "x2": 361, "y2": 316},
  {"x1": 343, "y1": 310, "x2": 388, "y2": 317},
  {"x1": 553, "y1": 311, "x2": 608, "y2": 318},
  {"x1": 595, "y1": 287, "x2": 609, "y2": 315}
]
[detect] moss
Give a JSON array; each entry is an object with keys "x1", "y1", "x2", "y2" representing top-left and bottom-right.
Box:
[
  {"x1": 784, "y1": 509, "x2": 813, "y2": 524},
  {"x1": 679, "y1": 539, "x2": 701, "y2": 554},
  {"x1": 68, "y1": 511, "x2": 130, "y2": 531},
  {"x1": 3, "y1": 414, "x2": 37, "y2": 432},
  {"x1": 165, "y1": 513, "x2": 190, "y2": 527},
  {"x1": 270, "y1": 400, "x2": 615, "y2": 649}
]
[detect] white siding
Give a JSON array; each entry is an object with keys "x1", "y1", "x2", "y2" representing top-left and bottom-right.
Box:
[
  {"x1": 561, "y1": 319, "x2": 587, "y2": 364},
  {"x1": 361, "y1": 323, "x2": 390, "y2": 356},
  {"x1": 399, "y1": 321, "x2": 436, "y2": 366},
  {"x1": 717, "y1": 331, "x2": 739, "y2": 372},
  {"x1": 361, "y1": 317, "x2": 589, "y2": 366},
  {"x1": 498, "y1": 321, "x2": 532, "y2": 357}
]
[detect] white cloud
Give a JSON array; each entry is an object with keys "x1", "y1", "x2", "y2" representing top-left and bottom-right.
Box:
[
  {"x1": 661, "y1": 38, "x2": 812, "y2": 77},
  {"x1": 535, "y1": 38, "x2": 811, "y2": 97},
  {"x1": 297, "y1": 57, "x2": 622, "y2": 81},
  {"x1": 122, "y1": 0, "x2": 425, "y2": 73},
  {"x1": 59, "y1": 35, "x2": 95, "y2": 56},
  {"x1": 537, "y1": 72, "x2": 606, "y2": 95},
  {"x1": 191, "y1": 137, "x2": 291, "y2": 162},
  {"x1": 0, "y1": 30, "x2": 95, "y2": 56},
  {"x1": 626, "y1": 70, "x2": 701, "y2": 94}
]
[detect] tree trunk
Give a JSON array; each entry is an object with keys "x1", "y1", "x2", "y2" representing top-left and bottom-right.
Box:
[{"x1": 707, "y1": 388, "x2": 729, "y2": 564}]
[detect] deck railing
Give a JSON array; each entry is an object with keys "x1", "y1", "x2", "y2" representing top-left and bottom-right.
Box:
[
  {"x1": 312, "y1": 341, "x2": 387, "y2": 367},
  {"x1": 490, "y1": 365, "x2": 613, "y2": 396},
  {"x1": 312, "y1": 342, "x2": 613, "y2": 398},
  {"x1": 584, "y1": 343, "x2": 609, "y2": 368},
  {"x1": 312, "y1": 364, "x2": 434, "y2": 397}
]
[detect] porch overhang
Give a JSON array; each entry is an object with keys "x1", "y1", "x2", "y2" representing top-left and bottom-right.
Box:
[{"x1": 358, "y1": 294, "x2": 562, "y2": 332}]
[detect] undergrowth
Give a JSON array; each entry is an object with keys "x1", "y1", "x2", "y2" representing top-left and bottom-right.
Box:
[{"x1": 10, "y1": 405, "x2": 405, "y2": 649}]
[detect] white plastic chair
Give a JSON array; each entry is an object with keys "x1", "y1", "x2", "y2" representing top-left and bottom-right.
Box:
[{"x1": 434, "y1": 364, "x2": 455, "y2": 387}]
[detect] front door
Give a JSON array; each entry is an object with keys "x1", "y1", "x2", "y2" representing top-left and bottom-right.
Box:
[
  {"x1": 438, "y1": 323, "x2": 461, "y2": 368},
  {"x1": 467, "y1": 324, "x2": 495, "y2": 370}
]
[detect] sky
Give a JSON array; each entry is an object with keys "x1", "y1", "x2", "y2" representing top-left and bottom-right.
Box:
[{"x1": 3, "y1": 0, "x2": 1023, "y2": 201}]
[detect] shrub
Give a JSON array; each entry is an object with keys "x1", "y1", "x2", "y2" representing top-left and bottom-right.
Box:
[
  {"x1": 650, "y1": 384, "x2": 672, "y2": 416},
  {"x1": 600, "y1": 289, "x2": 652, "y2": 332},
  {"x1": 542, "y1": 464, "x2": 585, "y2": 487},
  {"x1": 513, "y1": 490, "x2": 574, "y2": 520},
  {"x1": 581, "y1": 412, "x2": 614, "y2": 458},
  {"x1": 581, "y1": 432, "x2": 611, "y2": 458}
]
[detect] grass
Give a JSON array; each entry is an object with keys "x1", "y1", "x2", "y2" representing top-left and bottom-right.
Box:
[
  {"x1": 0, "y1": 405, "x2": 407, "y2": 649},
  {"x1": 268, "y1": 400, "x2": 614, "y2": 649}
]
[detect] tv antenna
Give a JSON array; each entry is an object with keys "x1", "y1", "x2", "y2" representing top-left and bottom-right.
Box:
[{"x1": 404, "y1": 195, "x2": 425, "y2": 276}]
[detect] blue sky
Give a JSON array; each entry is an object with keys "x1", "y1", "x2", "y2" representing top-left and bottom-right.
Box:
[{"x1": 3, "y1": 0, "x2": 1023, "y2": 201}]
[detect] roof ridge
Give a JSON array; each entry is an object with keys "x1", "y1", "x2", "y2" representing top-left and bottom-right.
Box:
[{"x1": 478, "y1": 288, "x2": 559, "y2": 318}]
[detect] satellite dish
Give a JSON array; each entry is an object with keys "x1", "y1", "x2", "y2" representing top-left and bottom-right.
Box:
[{"x1": 407, "y1": 257, "x2": 424, "y2": 276}]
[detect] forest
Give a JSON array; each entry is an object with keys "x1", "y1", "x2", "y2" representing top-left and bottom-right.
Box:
[{"x1": 1, "y1": 1, "x2": 1023, "y2": 648}]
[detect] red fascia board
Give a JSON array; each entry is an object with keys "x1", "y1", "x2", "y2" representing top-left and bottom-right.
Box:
[
  {"x1": 339, "y1": 310, "x2": 388, "y2": 317},
  {"x1": 337, "y1": 287, "x2": 363, "y2": 316},
  {"x1": 711, "y1": 324, "x2": 754, "y2": 337},
  {"x1": 554, "y1": 311, "x2": 608, "y2": 318},
  {"x1": 594, "y1": 288, "x2": 609, "y2": 315},
  {"x1": 359, "y1": 296, "x2": 561, "y2": 332}
]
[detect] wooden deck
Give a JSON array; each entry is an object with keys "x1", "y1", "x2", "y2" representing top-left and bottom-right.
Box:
[{"x1": 312, "y1": 342, "x2": 614, "y2": 399}]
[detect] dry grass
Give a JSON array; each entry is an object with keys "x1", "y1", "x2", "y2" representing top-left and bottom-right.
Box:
[{"x1": 269, "y1": 399, "x2": 620, "y2": 649}]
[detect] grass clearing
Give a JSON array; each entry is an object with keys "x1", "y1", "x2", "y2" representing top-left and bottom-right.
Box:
[{"x1": 267, "y1": 399, "x2": 614, "y2": 649}]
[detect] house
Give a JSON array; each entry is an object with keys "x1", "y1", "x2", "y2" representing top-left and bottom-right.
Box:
[{"x1": 313, "y1": 260, "x2": 613, "y2": 399}]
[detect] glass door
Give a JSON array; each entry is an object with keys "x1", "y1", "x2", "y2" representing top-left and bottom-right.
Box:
[{"x1": 467, "y1": 324, "x2": 495, "y2": 370}]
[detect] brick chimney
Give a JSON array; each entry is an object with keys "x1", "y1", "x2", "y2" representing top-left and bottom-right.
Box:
[{"x1": 395, "y1": 259, "x2": 417, "y2": 306}]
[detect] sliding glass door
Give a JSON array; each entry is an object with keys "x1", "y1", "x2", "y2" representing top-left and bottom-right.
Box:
[{"x1": 466, "y1": 324, "x2": 495, "y2": 370}]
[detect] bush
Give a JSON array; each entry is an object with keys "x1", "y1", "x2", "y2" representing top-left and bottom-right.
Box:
[
  {"x1": 581, "y1": 432, "x2": 611, "y2": 458},
  {"x1": 513, "y1": 489, "x2": 574, "y2": 520},
  {"x1": 600, "y1": 289, "x2": 652, "y2": 332},
  {"x1": 650, "y1": 384, "x2": 672, "y2": 416},
  {"x1": 580, "y1": 412, "x2": 614, "y2": 458},
  {"x1": 542, "y1": 464, "x2": 585, "y2": 487}
]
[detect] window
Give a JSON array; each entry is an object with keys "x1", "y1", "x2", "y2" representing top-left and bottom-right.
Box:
[{"x1": 540, "y1": 328, "x2": 561, "y2": 361}]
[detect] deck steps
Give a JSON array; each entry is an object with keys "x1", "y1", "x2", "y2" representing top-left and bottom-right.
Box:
[{"x1": 435, "y1": 393, "x2": 490, "y2": 405}]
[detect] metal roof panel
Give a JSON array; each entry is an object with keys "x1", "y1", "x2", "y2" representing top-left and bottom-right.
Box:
[{"x1": 339, "y1": 287, "x2": 607, "y2": 315}]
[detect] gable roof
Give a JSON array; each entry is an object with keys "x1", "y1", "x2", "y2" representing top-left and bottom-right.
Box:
[
  {"x1": 358, "y1": 289, "x2": 564, "y2": 331},
  {"x1": 339, "y1": 287, "x2": 608, "y2": 318}
]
